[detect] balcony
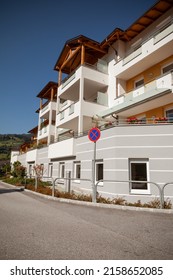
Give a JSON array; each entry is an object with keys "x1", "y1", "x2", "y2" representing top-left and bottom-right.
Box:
[
  {"x1": 98, "y1": 72, "x2": 173, "y2": 118},
  {"x1": 38, "y1": 122, "x2": 55, "y2": 141},
  {"x1": 56, "y1": 93, "x2": 108, "y2": 130},
  {"x1": 58, "y1": 64, "x2": 108, "y2": 101},
  {"x1": 115, "y1": 20, "x2": 173, "y2": 79},
  {"x1": 39, "y1": 101, "x2": 56, "y2": 119},
  {"x1": 48, "y1": 138, "x2": 75, "y2": 159}
]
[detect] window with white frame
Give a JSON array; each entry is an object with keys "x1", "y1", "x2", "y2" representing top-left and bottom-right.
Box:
[
  {"x1": 28, "y1": 162, "x2": 35, "y2": 177},
  {"x1": 49, "y1": 163, "x2": 53, "y2": 177},
  {"x1": 59, "y1": 162, "x2": 65, "y2": 179},
  {"x1": 74, "y1": 161, "x2": 81, "y2": 182},
  {"x1": 95, "y1": 161, "x2": 103, "y2": 184},
  {"x1": 29, "y1": 164, "x2": 34, "y2": 177},
  {"x1": 40, "y1": 164, "x2": 44, "y2": 176},
  {"x1": 129, "y1": 159, "x2": 150, "y2": 194}
]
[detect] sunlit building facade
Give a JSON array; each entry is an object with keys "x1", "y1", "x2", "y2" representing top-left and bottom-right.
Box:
[{"x1": 11, "y1": 0, "x2": 173, "y2": 203}]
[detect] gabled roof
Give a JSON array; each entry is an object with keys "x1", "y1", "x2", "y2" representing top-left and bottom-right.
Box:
[{"x1": 54, "y1": 35, "x2": 106, "y2": 74}]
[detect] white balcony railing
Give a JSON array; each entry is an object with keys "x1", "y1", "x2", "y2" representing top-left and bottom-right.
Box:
[
  {"x1": 125, "y1": 72, "x2": 172, "y2": 102},
  {"x1": 154, "y1": 22, "x2": 173, "y2": 44},
  {"x1": 40, "y1": 101, "x2": 56, "y2": 118},
  {"x1": 57, "y1": 97, "x2": 108, "y2": 126},
  {"x1": 123, "y1": 47, "x2": 142, "y2": 66},
  {"x1": 98, "y1": 72, "x2": 173, "y2": 118},
  {"x1": 57, "y1": 101, "x2": 80, "y2": 125},
  {"x1": 38, "y1": 124, "x2": 55, "y2": 140},
  {"x1": 59, "y1": 64, "x2": 108, "y2": 98},
  {"x1": 120, "y1": 20, "x2": 173, "y2": 68}
]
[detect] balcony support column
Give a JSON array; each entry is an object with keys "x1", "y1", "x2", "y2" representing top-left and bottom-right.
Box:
[
  {"x1": 58, "y1": 69, "x2": 62, "y2": 85},
  {"x1": 51, "y1": 88, "x2": 54, "y2": 101},
  {"x1": 78, "y1": 77, "x2": 84, "y2": 135},
  {"x1": 40, "y1": 98, "x2": 43, "y2": 110},
  {"x1": 37, "y1": 117, "x2": 42, "y2": 145},
  {"x1": 81, "y1": 44, "x2": 85, "y2": 65}
]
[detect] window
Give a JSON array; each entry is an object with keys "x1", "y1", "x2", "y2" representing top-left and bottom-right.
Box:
[
  {"x1": 29, "y1": 164, "x2": 34, "y2": 177},
  {"x1": 166, "y1": 108, "x2": 173, "y2": 122},
  {"x1": 162, "y1": 62, "x2": 173, "y2": 74},
  {"x1": 134, "y1": 78, "x2": 144, "y2": 89},
  {"x1": 74, "y1": 162, "x2": 81, "y2": 182},
  {"x1": 28, "y1": 162, "x2": 35, "y2": 177},
  {"x1": 40, "y1": 164, "x2": 44, "y2": 176},
  {"x1": 59, "y1": 162, "x2": 65, "y2": 179},
  {"x1": 95, "y1": 161, "x2": 103, "y2": 183},
  {"x1": 129, "y1": 159, "x2": 150, "y2": 194}
]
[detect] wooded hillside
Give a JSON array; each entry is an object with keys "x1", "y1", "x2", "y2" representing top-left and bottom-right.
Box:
[{"x1": 0, "y1": 134, "x2": 31, "y2": 162}]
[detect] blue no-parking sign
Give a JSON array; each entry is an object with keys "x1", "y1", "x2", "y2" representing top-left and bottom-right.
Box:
[{"x1": 88, "y1": 127, "x2": 101, "y2": 142}]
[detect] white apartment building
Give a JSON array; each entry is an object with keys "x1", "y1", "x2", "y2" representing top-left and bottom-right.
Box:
[{"x1": 11, "y1": 0, "x2": 173, "y2": 204}]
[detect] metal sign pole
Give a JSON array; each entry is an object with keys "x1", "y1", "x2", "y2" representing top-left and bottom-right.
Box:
[
  {"x1": 88, "y1": 127, "x2": 101, "y2": 203},
  {"x1": 92, "y1": 141, "x2": 97, "y2": 203}
]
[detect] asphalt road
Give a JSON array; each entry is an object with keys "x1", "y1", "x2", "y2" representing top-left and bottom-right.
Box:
[{"x1": 0, "y1": 182, "x2": 173, "y2": 260}]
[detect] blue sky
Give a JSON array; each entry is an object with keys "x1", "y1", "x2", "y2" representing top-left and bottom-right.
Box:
[{"x1": 0, "y1": 0, "x2": 157, "y2": 134}]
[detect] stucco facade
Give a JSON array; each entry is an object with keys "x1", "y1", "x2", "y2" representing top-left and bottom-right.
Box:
[{"x1": 11, "y1": 1, "x2": 173, "y2": 204}]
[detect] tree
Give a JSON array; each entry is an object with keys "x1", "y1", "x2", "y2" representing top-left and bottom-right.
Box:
[{"x1": 33, "y1": 164, "x2": 44, "y2": 191}]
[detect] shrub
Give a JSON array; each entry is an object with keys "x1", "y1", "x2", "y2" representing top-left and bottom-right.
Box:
[{"x1": 11, "y1": 161, "x2": 26, "y2": 178}]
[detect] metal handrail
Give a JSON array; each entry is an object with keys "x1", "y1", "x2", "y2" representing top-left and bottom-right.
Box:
[
  {"x1": 24, "y1": 175, "x2": 173, "y2": 209},
  {"x1": 95, "y1": 179, "x2": 163, "y2": 208},
  {"x1": 52, "y1": 177, "x2": 91, "y2": 197}
]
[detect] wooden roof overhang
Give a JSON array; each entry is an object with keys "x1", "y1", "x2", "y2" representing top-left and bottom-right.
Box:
[
  {"x1": 28, "y1": 126, "x2": 38, "y2": 134},
  {"x1": 53, "y1": 0, "x2": 173, "y2": 84},
  {"x1": 101, "y1": 0, "x2": 173, "y2": 48},
  {"x1": 37, "y1": 81, "x2": 58, "y2": 100},
  {"x1": 36, "y1": 81, "x2": 58, "y2": 113},
  {"x1": 54, "y1": 35, "x2": 107, "y2": 75}
]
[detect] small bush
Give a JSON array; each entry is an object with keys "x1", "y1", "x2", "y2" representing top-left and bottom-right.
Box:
[
  {"x1": 163, "y1": 199, "x2": 172, "y2": 209},
  {"x1": 12, "y1": 161, "x2": 26, "y2": 178},
  {"x1": 3, "y1": 177, "x2": 25, "y2": 186}
]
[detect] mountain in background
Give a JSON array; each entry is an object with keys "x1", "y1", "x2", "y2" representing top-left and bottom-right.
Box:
[{"x1": 0, "y1": 134, "x2": 31, "y2": 164}]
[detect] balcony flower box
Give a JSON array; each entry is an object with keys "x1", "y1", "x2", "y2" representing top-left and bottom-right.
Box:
[
  {"x1": 155, "y1": 117, "x2": 168, "y2": 123},
  {"x1": 127, "y1": 117, "x2": 139, "y2": 124}
]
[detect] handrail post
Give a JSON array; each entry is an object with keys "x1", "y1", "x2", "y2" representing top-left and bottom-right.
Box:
[
  {"x1": 52, "y1": 179, "x2": 55, "y2": 197},
  {"x1": 65, "y1": 171, "x2": 71, "y2": 193},
  {"x1": 162, "y1": 182, "x2": 173, "y2": 209}
]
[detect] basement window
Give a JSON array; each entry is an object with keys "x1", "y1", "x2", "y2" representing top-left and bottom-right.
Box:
[
  {"x1": 59, "y1": 162, "x2": 65, "y2": 179},
  {"x1": 49, "y1": 163, "x2": 53, "y2": 177},
  {"x1": 129, "y1": 159, "x2": 150, "y2": 194},
  {"x1": 95, "y1": 161, "x2": 103, "y2": 185},
  {"x1": 74, "y1": 161, "x2": 81, "y2": 183}
]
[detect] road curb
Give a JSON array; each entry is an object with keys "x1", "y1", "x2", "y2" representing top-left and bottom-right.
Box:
[
  {"x1": 1, "y1": 181, "x2": 173, "y2": 214},
  {"x1": 0, "y1": 180, "x2": 24, "y2": 192}
]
